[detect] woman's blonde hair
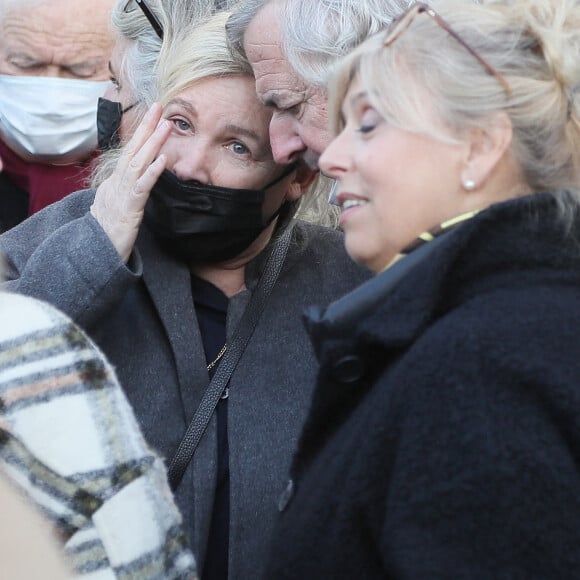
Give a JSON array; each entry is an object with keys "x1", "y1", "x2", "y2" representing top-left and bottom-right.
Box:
[
  {"x1": 156, "y1": 11, "x2": 251, "y2": 105},
  {"x1": 329, "y1": 0, "x2": 580, "y2": 207},
  {"x1": 90, "y1": 0, "x2": 212, "y2": 188},
  {"x1": 93, "y1": 5, "x2": 338, "y2": 225}
]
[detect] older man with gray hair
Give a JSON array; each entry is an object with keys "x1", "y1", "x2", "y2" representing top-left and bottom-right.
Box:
[{"x1": 227, "y1": 0, "x2": 410, "y2": 169}]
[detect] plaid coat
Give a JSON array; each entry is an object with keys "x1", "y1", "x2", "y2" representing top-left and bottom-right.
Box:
[{"x1": 0, "y1": 292, "x2": 197, "y2": 579}]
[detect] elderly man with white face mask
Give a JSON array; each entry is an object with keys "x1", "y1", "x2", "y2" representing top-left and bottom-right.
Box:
[{"x1": 0, "y1": 0, "x2": 115, "y2": 231}]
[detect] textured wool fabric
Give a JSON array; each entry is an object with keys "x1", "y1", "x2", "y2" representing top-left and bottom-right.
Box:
[
  {"x1": 0, "y1": 188, "x2": 371, "y2": 578},
  {"x1": 0, "y1": 292, "x2": 197, "y2": 579},
  {"x1": 265, "y1": 193, "x2": 580, "y2": 579}
]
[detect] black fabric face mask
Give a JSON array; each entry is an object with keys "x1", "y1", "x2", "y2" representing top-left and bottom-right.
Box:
[
  {"x1": 143, "y1": 164, "x2": 296, "y2": 263},
  {"x1": 96, "y1": 97, "x2": 136, "y2": 151}
]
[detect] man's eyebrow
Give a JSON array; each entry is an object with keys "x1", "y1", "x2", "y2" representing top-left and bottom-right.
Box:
[
  {"x1": 262, "y1": 93, "x2": 280, "y2": 109},
  {"x1": 7, "y1": 51, "x2": 43, "y2": 65},
  {"x1": 262, "y1": 92, "x2": 302, "y2": 111},
  {"x1": 108, "y1": 61, "x2": 115, "y2": 75}
]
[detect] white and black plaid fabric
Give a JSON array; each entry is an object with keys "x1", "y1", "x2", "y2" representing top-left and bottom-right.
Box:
[{"x1": 0, "y1": 293, "x2": 197, "y2": 579}]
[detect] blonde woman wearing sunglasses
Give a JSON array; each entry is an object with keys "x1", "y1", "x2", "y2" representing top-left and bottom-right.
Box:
[{"x1": 264, "y1": 1, "x2": 580, "y2": 578}]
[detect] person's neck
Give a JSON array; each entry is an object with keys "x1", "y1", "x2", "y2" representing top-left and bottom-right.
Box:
[
  {"x1": 190, "y1": 220, "x2": 278, "y2": 298},
  {"x1": 193, "y1": 265, "x2": 247, "y2": 298}
]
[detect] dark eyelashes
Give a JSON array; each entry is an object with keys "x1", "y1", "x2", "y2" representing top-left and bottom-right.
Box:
[{"x1": 357, "y1": 124, "x2": 376, "y2": 134}]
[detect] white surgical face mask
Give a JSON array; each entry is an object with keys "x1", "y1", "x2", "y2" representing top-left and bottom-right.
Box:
[{"x1": 0, "y1": 75, "x2": 109, "y2": 165}]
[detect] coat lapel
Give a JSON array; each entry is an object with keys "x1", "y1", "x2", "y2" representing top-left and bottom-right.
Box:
[{"x1": 137, "y1": 226, "x2": 209, "y2": 420}]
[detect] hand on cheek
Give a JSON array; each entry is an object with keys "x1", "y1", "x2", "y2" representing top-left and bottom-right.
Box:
[{"x1": 91, "y1": 103, "x2": 171, "y2": 263}]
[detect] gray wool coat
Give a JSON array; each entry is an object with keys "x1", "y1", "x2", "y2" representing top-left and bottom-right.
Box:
[{"x1": 0, "y1": 189, "x2": 370, "y2": 579}]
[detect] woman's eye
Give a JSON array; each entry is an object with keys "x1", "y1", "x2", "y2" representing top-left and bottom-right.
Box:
[
  {"x1": 357, "y1": 124, "x2": 376, "y2": 134},
  {"x1": 172, "y1": 118, "x2": 191, "y2": 132},
  {"x1": 229, "y1": 141, "x2": 250, "y2": 155},
  {"x1": 109, "y1": 76, "x2": 120, "y2": 90},
  {"x1": 357, "y1": 108, "x2": 381, "y2": 134}
]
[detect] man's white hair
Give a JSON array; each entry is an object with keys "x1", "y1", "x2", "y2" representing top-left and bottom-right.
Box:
[
  {"x1": 226, "y1": 0, "x2": 412, "y2": 86},
  {"x1": 281, "y1": 0, "x2": 412, "y2": 86}
]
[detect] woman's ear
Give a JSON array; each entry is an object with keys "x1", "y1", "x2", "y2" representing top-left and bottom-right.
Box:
[
  {"x1": 285, "y1": 164, "x2": 317, "y2": 201},
  {"x1": 460, "y1": 111, "x2": 513, "y2": 191}
]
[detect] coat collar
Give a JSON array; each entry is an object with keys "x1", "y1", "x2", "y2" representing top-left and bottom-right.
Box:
[
  {"x1": 304, "y1": 193, "x2": 580, "y2": 358},
  {"x1": 137, "y1": 223, "x2": 209, "y2": 417},
  {"x1": 292, "y1": 193, "x2": 580, "y2": 477}
]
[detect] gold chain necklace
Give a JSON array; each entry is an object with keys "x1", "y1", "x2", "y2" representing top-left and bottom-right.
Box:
[{"x1": 206, "y1": 344, "x2": 227, "y2": 371}]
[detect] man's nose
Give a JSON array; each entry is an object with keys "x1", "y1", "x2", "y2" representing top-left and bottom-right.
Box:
[{"x1": 269, "y1": 116, "x2": 306, "y2": 165}]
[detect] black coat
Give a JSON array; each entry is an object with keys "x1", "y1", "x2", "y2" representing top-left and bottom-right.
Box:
[{"x1": 265, "y1": 193, "x2": 580, "y2": 579}]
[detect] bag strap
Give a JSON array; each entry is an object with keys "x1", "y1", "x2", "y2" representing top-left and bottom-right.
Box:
[{"x1": 168, "y1": 225, "x2": 294, "y2": 492}]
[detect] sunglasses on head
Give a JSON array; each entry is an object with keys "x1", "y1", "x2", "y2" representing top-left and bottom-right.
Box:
[
  {"x1": 123, "y1": 0, "x2": 164, "y2": 40},
  {"x1": 383, "y1": 2, "x2": 511, "y2": 96}
]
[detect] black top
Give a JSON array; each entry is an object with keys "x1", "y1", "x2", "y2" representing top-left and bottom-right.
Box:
[
  {"x1": 191, "y1": 275, "x2": 229, "y2": 580},
  {"x1": 0, "y1": 172, "x2": 28, "y2": 233}
]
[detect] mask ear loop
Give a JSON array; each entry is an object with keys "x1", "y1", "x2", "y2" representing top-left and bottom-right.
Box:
[
  {"x1": 263, "y1": 163, "x2": 299, "y2": 225},
  {"x1": 122, "y1": 102, "x2": 138, "y2": 114},
  {"x1": 263, "y1": 162, "x2": 299, "y2": 190}
]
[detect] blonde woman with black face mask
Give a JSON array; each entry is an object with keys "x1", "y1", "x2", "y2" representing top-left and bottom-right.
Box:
[{"x1": 264, "y1": 1, "x2": 580, "y2": 578}]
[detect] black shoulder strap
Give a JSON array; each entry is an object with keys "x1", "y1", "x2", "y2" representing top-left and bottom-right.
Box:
[{"x1": 168, "y1": 225, "x2": 294, "y2": 492}]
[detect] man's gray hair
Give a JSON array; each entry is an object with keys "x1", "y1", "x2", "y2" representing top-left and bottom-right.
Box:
[
  {"x1": 225, "y1": 0, "x2": 275, "y2": 59},
  {"x1": 282, "y1": 0, "x2": 412, "y2": 86},
  {"x1": 225, "y1": 0, "x2": 411, "y2": 86}
]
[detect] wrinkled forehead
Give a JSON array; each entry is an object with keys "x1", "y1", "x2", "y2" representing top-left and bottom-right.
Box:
[
  {"x1": 243, "y1": 0, "x2": 284, "y2": 60},
  {"x1": 241, "y1": 1, "x2": 310, "y2": 107},
  {"x1": 247, "y1": 43, "x2": 301, "y2": 89},
  {"x1": 0, "y1": 0, "x2": 115, "y2": 57},
  {"x1": 244, "y1": 24, "x2": 305, "y2": 98}
]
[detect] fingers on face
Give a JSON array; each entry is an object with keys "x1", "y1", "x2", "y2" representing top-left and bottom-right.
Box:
[
  {"x1": 132, "y1": 154, "x2": 167, "y2": 198},
  {"x1": 125, "y1": 102, "x2": 163, "y2": 154},
  {"x1": 117, "y1": 104, "x2": 171, "y2": 193},
  {"x1": 119, "y1": 103, "x2": 170, "y2": 174}
]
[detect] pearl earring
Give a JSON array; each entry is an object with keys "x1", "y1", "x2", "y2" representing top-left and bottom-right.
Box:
[{"x1": 463, "y1": 179, "x2": 476, "y2": 191}]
